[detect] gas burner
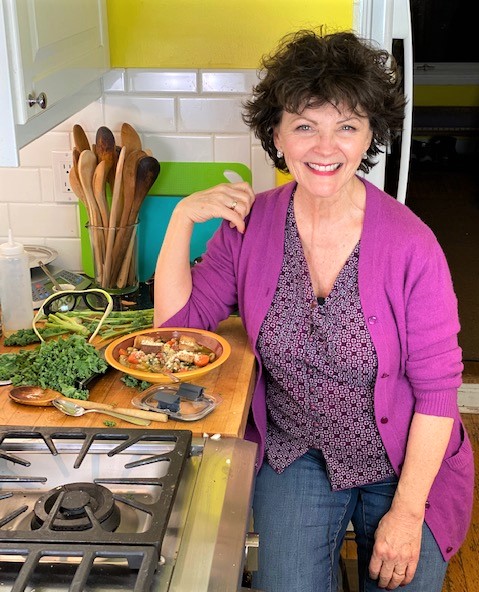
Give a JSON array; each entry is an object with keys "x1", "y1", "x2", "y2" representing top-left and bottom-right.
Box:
[
  {"x1": 32, "y1": 482, "x2": 121, "y2": 532},
  {"x1": 0, "y1": 426, "x2": 257, "y2": 591}
]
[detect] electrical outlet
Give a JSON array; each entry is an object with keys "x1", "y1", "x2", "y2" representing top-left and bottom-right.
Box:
[{"x1": 52, "y1": 151, "x2": 75, "y2": 202}]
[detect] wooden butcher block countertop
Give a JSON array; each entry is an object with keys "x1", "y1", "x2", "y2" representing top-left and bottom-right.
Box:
[{"x1": 0, "y1": 316, "x2": 256, "y2": 438}]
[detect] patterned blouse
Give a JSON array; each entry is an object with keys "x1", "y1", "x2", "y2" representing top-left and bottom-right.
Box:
[{"x1": 256, "y1": 196, "x2": 395, "y2": 490}]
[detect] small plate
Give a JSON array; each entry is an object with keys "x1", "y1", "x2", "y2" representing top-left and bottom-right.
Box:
[
  {"x1": 25, "y1": 245, "x2": 58, "y2": 268},
  {"x1": 132, "y1": 383, "x2": 222, "y2": 421}
]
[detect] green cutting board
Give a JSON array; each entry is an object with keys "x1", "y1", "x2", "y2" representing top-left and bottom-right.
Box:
[{"x1": 79, "y1": 162, "x2": 252, "y2": 282}]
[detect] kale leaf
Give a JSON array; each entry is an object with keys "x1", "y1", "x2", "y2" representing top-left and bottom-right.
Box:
[{"x1": 0, "y1": 335, "x2": 108, "y2": 399}]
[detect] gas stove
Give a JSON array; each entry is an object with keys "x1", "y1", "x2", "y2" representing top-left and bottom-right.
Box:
[{"x1": 0, "y1": 426, "x2": 257, "y2": 591}]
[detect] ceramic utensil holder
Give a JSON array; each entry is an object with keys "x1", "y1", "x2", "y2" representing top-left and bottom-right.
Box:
[{"x1": 88, "y1": 222, "x2": 139, "y2": 294}]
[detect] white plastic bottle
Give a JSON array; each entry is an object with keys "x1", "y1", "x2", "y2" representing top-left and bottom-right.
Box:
[{"x1": 0, "y1": 230, "x2": 33, "y2": 337}]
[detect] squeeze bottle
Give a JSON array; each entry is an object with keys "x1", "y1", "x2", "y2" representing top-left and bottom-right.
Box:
[{"x1": 0, "y1": 230, "x2": 34, "y2": 337}]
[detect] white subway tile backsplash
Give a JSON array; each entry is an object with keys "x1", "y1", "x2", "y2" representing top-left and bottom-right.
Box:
[
  {"x1": 46, "y1": 237, "x2": 83, "y2": 271},
  {"x1": 102, "y1": 69, "x2": 126, "y2": 93},
  {"x1": 178, "y1": 97, "x2": 247, "y2": 133},
  {"x1": 252, "y1": 144, "x2": 276, "y2": 193},
  {"x1": 0, "y1": 68, "x2": 276, "y2": 271},
  {"x1": 104, "y1": 95, "x2": 176, "y2": 132},
  {"x1": 0, "y1": 168, "x2": 41, "y2": 202},
  {"x1": 201, "y1": 70, "x2": 258, "y2": 93},
  {"x1": 39, "y1": 169, "x2": 55, "y2": 203},
  {"x1": 143, "y1": 134, "x2": 214, "y2": 162},
  {"x1": 0, "y1": 205, "x2": 10, "y2": 235},
  {"x1": 10, "y1": 204, "x2": 78, "y2": 238},
  {"x1": 54, "y1": 100, "x2": 104, "y2": 135},
  {"x1": 19, "y1": 133, "x2": 71, "y2": 168},
  {"x1": 214, "y1": 135, "x2": 251, "y2": 167},
  {"x1": 128, "y1": 69, "x2": 198, "y2": 93}
]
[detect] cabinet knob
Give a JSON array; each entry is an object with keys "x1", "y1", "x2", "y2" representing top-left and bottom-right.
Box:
[{"x1": 27, "y1": 92, "x2": 47, "y2": 109}]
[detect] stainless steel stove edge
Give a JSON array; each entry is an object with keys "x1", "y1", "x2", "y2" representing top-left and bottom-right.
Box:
[{"x1": 167, "y1": 437, "x2": 257, "y2": 592}]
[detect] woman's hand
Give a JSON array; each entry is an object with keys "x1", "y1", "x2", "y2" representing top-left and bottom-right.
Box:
[
  {"x1": 368, "y1": 508, "x2": 423, "y2": 589},
  {"x1": 176, "y1": 181, "x2": 256, "y2": 234}
]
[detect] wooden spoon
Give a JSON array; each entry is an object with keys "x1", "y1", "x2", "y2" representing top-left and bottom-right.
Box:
[
  {"x1": 119, "y1": 149, "x2": 146, "y2": 227},
  {"x1": 78, "y1": 149, "x2": 104, "y2": 281},
  {"x1": 129, "y1": 156, "x2": 161, "y2": 224},
  {"x1": 107, "y1": 149, "x2": 145, "y2": 283},
  {"x1": 121, "y1": 122, "x2": 142, "y2": 154},
  {"x1": 92, "y1": 160, "x2": 110, "y2": 229},
  {"x1": 8, "y1": 386, "x2": 167, "y2": 422},
  {"x1": 78, "y1": 150, "x2": 101, "y2": 226},
  {"x1": 102, "y1": 146, "x2": 126, "y2": 288},
  {"x1": 69, "y1": 163, "x2": 88, "y2": 211},
  {"x1": 116, "y1": 225, "x2": 138, "y2": 288},
  {"x1": 95, "y1": 126, "x2": 116, "y2": 177},
  {"x1": 73, "y1": 124, "x2": 90, "y2": 153},
  {"x1": 72, "y1": 147, "x2": 81, "y2": 169},
  {"x1": 112, "y1": 156, "x2": 160, "y2": 287}
]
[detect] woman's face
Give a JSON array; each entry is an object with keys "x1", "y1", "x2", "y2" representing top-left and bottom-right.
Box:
[{"x1": 274, "y1": 102, "x2": 373, "y2": 200}]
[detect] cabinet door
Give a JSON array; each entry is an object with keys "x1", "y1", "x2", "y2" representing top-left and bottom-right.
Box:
[{"x1": 0, "y1": 0, "x2": 109, "y2": 166}]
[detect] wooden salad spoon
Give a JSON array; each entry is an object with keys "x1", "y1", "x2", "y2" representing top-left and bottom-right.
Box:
[
  {"x1": 116, "y1": 156, "x2": 160, "y2": 288},
  {"x1": 95, "y1": 126, "x2": 116, "y2": 179},
  {"x1": 73, "y1": 124, "x2": 90, "y2": 153},
  {"x1": 92, "y1": 159, "x2": 110, "y2": 230},
  {"x1": 8, "y1": 385, "x2": 167, "y2": 422},
  {"x1": 108, "y1": 149, "x2": 146, "y2": 283},
  {"x1": 78, "y1": 149, "x2": 104, "y2": 281},
  {"x1": 121, "y1": 122, "x2": 142, "y2": 154},
  {"x1": 102, "y1": 146, "x2": 126, "y2": 288}
]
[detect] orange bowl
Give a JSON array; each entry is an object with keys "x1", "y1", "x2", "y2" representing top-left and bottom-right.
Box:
[{"x1": 104, "y1": 327, "x2": 231, "y2": 384}]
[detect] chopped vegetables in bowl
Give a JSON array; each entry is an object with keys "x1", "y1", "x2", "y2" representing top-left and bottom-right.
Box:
[{"x1": 104, "y1": 328, "x2": 231, "y2": 383}]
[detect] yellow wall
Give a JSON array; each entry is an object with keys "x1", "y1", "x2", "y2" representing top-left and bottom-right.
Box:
[
  {"x1": 106, "y1": 0, "x2": 353, "y2": 68},
  {"x1": 414, "y1": 86, "x2": 479, "y2": 107}
]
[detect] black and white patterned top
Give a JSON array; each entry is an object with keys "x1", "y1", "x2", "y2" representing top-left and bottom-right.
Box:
[{"x1": 256, "y1": 196, "x2": 395, "y2": 490}]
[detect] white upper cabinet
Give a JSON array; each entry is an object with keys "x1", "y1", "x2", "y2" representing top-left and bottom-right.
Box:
[{"x1": 0, "y1": 0, "x2": 109, "y2": 166}]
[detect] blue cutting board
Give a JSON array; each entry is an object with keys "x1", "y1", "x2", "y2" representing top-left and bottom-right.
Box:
[{"x1": 79, "y1": 162, "x2": 252, "y2": 282}]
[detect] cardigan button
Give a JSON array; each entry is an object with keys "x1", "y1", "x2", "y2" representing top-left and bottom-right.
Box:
[
  {"x1": 425, "y1": 501, "x2": 430, "y2": 509},
  {"x1": 368, "y1": 316, "x2": 378, "y2": 324},
  {"x1": 381, "y1": 372, "x2": 389, "y2": 378},
  {"x1": 380, "y1": 416, "x2": 388, "y2": 424},
  {"x1": 446, "y1": 546, "x2": 453, "y2": 553}
]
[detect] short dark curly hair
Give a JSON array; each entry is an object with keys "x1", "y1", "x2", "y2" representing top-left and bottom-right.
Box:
[{"x1": 242, "y1": 29, "x2": 406, "y2": 174}]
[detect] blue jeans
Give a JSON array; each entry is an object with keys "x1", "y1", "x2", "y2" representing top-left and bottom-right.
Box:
[{"x1": 252, "y1": 449, "x2": 447, "y2": 592}]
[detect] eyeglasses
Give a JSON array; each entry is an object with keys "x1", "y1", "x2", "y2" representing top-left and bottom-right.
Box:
[
  {"x1": 42, "y1": 290, "x2": 111, "y2": 315},
  {"x1": 33, "y1": 288, "x2": 113, "y2": 343}
]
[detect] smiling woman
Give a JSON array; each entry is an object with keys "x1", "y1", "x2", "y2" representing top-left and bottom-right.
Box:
[{"x1": 151, "y1": 28, "x2": 473, "y2": 592}]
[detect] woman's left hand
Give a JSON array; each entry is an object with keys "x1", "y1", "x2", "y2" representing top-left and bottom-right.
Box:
[{"x1": 368, "y1": 508, "x2": 423, "y2": 589}]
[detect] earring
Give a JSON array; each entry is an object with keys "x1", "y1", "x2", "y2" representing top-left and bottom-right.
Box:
[
  {"x1": 277, "y1": 149, "x2": 283, "y2": 158},
  {"x1": 362, "y1": 152, "x2": 368, "y2": 159}
]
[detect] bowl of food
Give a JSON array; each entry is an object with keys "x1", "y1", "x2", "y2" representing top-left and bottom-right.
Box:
[{"x1": 104, "y1": 327, "x2": 231, "y2": 384}]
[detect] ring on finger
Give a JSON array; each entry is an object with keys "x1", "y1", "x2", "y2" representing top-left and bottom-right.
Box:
[
  {"x1": 229, "y1": 200, "x2": 238, "y2": 211},
  {"x1": 393, "y1": 570, "x2": 405, "y2": 576}
]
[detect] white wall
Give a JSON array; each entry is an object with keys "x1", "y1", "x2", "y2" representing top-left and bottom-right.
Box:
[{"x1": 0, "y1": 68, "x2": 276, "y2": 272}]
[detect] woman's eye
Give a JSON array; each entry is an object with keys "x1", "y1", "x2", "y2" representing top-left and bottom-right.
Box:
[{"x1": 297, "y1": 124, "x2": 312, "y2": 131}]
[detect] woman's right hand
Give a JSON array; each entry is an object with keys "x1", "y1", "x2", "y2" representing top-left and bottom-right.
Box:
[{"x1": 176, "y1": 181, "x2": 256, "y2": 234}]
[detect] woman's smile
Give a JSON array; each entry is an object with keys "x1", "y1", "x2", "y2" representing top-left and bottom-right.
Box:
[
  {"x1": 307, "y1": 161, "x2": 342, "y2": 173},
  {"x1": 274, "y1": 102, "x2": 372, "y2": 198}
]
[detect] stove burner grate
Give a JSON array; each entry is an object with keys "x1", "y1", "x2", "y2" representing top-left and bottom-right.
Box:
[
  {"x1": 32, "y1": 481, "x2": 121, "y2": 532},
  {"x1": 0, "y1": 541, "x2": 158, "y2": 592},
  {"x1": 0, "y1": 426, "x2": 193, "y2": 590}
]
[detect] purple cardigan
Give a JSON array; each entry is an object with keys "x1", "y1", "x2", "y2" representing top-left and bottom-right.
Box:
[{"x1": 163, "y1": 178, "x2": 474, "y2": 560}]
